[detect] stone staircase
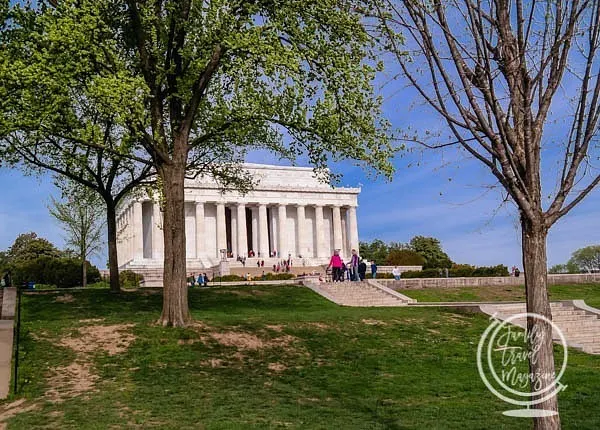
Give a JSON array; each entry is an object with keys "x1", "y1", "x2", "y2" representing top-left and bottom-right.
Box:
[
  {"x1": 484, "y1": 302, "x2": 600, "y2": 355},
  {"x1": 305, "y1": 279, "x2": 416, "y2": 307}
]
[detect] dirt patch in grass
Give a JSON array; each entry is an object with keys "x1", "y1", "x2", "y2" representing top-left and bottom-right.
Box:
[
  {"x1": 201, "y1": 358, "x2": 225, "y2": 368},
  {"x1": 265, "y1": 324, "x2": 284, "y2": 332},
  {"x1": 211, "y1": 331, "x2": 267, "y2": 350},
  {"x1": 79, "y1": 318, "x2": 105, "y2": 324},
  {"x1": 45, "y1": 361, "x2": 99, "y2": 403},
  {"x1": 361, "y1": 319, "x2": 387, "y2": 326},
  {"x1": 45, "y1": 322, "x2": 137, "y2": 403},
  {"x1": 0, "y1": 399, "x2": 39, "y2": 427},
  {"x1": 268, "y1": 362, "x2": 287, "y2": 372},
  {"x1": 55, "y1": 294, "x2": 75, "y2": 303},
  {"x1": 188, "y1": 320, "x2": 298, "y2": 352},
  {"x1": 304, "y1": 322, "x2": 331, "y2": 330},
  {"x1": 61, "y1": 324, "x2": 136, "y2": 356}
]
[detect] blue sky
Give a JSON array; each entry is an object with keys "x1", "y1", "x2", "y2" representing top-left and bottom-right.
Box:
[{"x1": 1, "y1": 3, "x2": 599, "y2": 269}]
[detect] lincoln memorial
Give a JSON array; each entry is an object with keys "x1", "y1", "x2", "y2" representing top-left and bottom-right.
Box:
[{"x1": 116, "y1": 164, "x2": 360, "y2": 270}]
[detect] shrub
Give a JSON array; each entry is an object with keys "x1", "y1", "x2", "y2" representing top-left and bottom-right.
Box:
[
  {"x1": 472, "y1": 264, "x2": 509, "y2": 277},
  {"x1": 212, "y1": 274, "x2": 244, "y2": 282},
  {"x1": 12, "y1": 257, "x2": 100, "y2": 288},
  {"x1": 375, "y1": 272, "x2": 395, "y2": 279},
  {"x1": 401, "y1": 268, "x2": 442, "y2": 278},
  {"x1": 385, "y1": 249, "x2": 426, "y2": 266},
  {"x1": 401, "y1": 265, "x2": 509, "y2": 279},
  {"x1": 263, "y1": 273, "x2": 295, "y2": 280},
  {"x1": 119, "y1": 270, "x2": 144, "y2": 288}
]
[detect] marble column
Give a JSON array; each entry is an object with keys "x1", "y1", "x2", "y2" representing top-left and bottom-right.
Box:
[
  {"x1": 195, "y1": 201, "x2": 205, "y2": 258},
  {"x1": 277, "y1": 204, "x2": 287, "y2": 258},
  {"x1": 347, "y1": 206, "x2": 359, "y2": 253},
  {"x1": 230, "y1": 206, "x2": 238, "y2": 258},
  {"x1": 216, "y1": 203, "x2": 227, "y2": 256},
  {"x1": 332, "y1": 205, "x2": 343, "y2": 253},
  {"x1": 152, "y1": 203, "x2": 164, "y2": 260},
  {"x1": 251, "y1": 207, "x2": 258, "y2": 254},
  {"x1": 314, "y1": 205, "x2": 326, "y2": 258},
  {"x1": 341, "y1": 211, "x2": 348, "y2": 257},
  {"x1": 128, "y1": 206, "x2": 133, "y2": 262},
  {"x1": 133, "y1": 201, "x2": 144, "y2": 261},
  {"x1": 296, "y1": 204, "x2": 306, "y2": 257},
  {"x1": 258, "y1": 204, "x2": 269, "y2": 258},
  {"x1": 236, "y1": 203, "x2": 247, "y2": 257}
]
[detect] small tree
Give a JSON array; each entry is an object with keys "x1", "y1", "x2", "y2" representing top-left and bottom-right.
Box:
[
  {"x1": 409, "y1": 236, "x2": 452, "y2": 269},
  {"x1": 6, "y1": 232, "x2": 60, "y2": 264},
  {"x1": 359, "y1": 239, "x2": 390, "y2": 263},
  {"x1": 569, "y1": 245, "x2": 600, "y2": 273},
  {"x1": 49, "y1": 185, "x2": 105, "y2": 288},
  {"x1": 385, "y1": 249, "x2": 425, "y2": 266},
  {"x1": 375, "y1": 1, "x2": 600, "y2": 426}
]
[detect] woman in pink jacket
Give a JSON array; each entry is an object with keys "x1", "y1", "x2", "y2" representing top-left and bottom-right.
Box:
[{"x1": 328, "y1": 250, "x2": 343, "y2": 282}]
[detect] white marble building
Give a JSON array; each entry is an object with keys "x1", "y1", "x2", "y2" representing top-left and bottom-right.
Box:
[{"x1": 116, "y1": 164, "x2": 360, "y2": 269}]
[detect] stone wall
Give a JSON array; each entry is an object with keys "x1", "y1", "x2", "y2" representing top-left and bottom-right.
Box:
[
  {"x1": 380, "y1": 273, "x2": 600, "y2": 290},
  {"x1": 377, "y1": 265, "x2": 422, "y2": 274}
]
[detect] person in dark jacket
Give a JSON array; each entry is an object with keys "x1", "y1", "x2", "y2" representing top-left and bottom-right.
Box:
[
  {"x1": 358, "y1": 259, "x2": 367, "y2": 281},
  {"x1": 370, "y1": 261, "x2": 377, "y2": 279}
]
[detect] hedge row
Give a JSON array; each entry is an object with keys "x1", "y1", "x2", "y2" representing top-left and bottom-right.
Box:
[
  {"x1": 212, "y1": 273, "x2": 296, "y2": 282},
  {"x1": 10, "y1": 256, "x2": 101, "y2": 288},
  {"x1": 400, "y1": 265, "x2": 509, "y2": 279}
]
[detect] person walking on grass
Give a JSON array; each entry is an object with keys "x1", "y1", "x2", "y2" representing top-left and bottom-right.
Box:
[{"x1": 327, "y1": 249, "x2": 343, "y2": 282}]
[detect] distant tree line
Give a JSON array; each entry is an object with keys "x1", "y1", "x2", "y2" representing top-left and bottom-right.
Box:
[
  {"x1": 360, "y1": 236, "x2": 508, "y2": 277},
  {"x1": 549, "y1": 245, "x2": 600, "y2": 274},
  {"x1": 359, "y1": 236, "x2": 452, "y2": 269},
  {"x1": 0, "y1": 232, "x2": 101, "y2": 288}
]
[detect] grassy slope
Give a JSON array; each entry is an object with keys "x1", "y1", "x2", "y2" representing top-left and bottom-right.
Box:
[
  {"x1": 402, "y1": 283, "x2": 600, "y2": 307},
  {"x1": 0, "y1": 286, "x2": 598, "y2": 429}
]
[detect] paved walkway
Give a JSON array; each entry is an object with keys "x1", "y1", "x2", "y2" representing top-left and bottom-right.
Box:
[{"x1": 0, "y1": 288, "x2": 16, "y2": 399}]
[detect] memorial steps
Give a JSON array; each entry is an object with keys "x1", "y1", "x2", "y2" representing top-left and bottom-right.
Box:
[
  {"x1": 305, "y1": 279, "x2": 416, "y2": 307},
  {"x1": 481, "y1": 302, "x2": 600, "y2": 355}
]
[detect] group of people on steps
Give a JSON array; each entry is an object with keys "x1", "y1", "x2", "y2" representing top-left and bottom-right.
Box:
[{"x1": 327, "y1": 249, "x2": 377, "y2": 282}]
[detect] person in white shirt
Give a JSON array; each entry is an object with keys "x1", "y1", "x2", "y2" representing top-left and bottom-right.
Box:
[{"x1": 392, "y1": 266, "x2": 401, "y2": 281}]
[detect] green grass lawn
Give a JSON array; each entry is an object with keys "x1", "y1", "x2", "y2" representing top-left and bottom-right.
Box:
[
  {"x1": 1, "y1": 286, "x2": 599, "y2": 429},
  {"x1": 401, "y1": 283, "x2": 600, "y2": 307}
]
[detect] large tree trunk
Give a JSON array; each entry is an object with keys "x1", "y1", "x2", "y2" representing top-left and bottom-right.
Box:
[
  {"x1": 522, "y1": 216, "x2": 560, "y2": 429},
  {"x1": 82, "y1": 255, "x2": 87, "y2": 288},
  {"x1": 106, "y1": 202, "x2": 121, "y2": 293},
  {"x1": 157, "y1": 158, "x2": 191, "y2": 327}
]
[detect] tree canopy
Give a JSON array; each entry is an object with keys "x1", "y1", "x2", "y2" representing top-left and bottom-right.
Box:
[
  {"x1": 1, "y1": 0, "x2": 395, "y2": 326},
  {"x1": 569, "y1": 245, "x2": 600, "y2": 273},
  {"x1": 6, "y1": 232, "x2": 61, "y2": 265}
]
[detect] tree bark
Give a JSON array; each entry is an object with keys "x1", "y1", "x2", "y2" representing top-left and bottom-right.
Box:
[
  {"x1": 82, "y1": 256, "x2": 87, "y2": 288},
  {"x1": 157, "y1": 158, "x2": 191, "y2": 327},
  {"x1": 106, "y1": 202, "x2": 121, "y2": 293},
  {"x1": 522, "y1": 216, "x2": 560, "y2": 429}
]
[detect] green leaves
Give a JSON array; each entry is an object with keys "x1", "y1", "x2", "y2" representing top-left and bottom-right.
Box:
[{"x1": 4, "y1": 0, "x2": 395, "y2": 180}]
